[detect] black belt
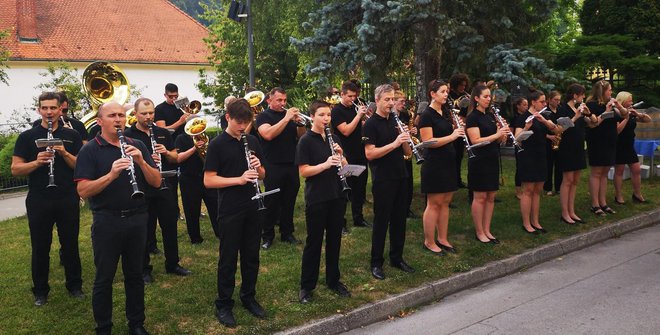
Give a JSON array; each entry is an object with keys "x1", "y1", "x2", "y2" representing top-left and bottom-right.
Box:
[{"x1": 97, "y1": 206, "x2": 147, "y2": 218}]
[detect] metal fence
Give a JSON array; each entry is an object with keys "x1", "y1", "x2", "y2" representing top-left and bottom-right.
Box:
[{"x1": 0, "y1": 175, "x2": 27, "y2": 193}]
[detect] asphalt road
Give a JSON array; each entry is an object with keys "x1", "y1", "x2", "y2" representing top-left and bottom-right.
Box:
[
  {"x1": 0, "y1": 193, "x2": 26, "y2": 221},
  {"x1": 345, "y1": 223, "x2": 660, "y2": 335}
]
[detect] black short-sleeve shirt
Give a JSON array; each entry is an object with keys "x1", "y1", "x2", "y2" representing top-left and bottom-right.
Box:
[
  {"x1": 295, "y1": 130, "x2": 342, "y2": 206},
  {"x1": 32, "y1": 117, "x2": 88, "y2": 141},
  {"x1": 362, "y1": 112, "x2": 407, "y2": 183},
  {"x1": 74, "y1": 134, "x2": 156, "y2": 211},
  {"x1": 512, "y1": 111, "x2": 549, "y2": 153},
  {"x1": 175, "y1": 135, "x2": 204, "y2": 178},
  {"x1": 418, "y1": 106, "x2": 456, "y2": 161},
  {"x1": 255, "y1": 108, "x2": 299, "y2": 164},
  {"x1": 465, "y1": 110, "x2": 499, "y2": 157},
  {"x1": 204, "y1": 131, "x2": 265, "y2": 216},
  {"x1": 123, "y1": 124, "x2": 176, "y2": 171},
  {"x1": 14, "y1": 125, "x2": 83, "y2": 197},
  {"x1": 331, "y1": 103, "x2": 366, "y2": 164},
  {"x1": 155, "y1": 101, "x2": 185, "y2": 140}
]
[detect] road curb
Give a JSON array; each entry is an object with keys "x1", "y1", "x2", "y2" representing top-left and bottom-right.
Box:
[
  {"x1": 278, "y1": 208, "x2": 660, "y2": 335},
  {"x1": 0, "y1": 190, "x2": 27, "y2": 200}
]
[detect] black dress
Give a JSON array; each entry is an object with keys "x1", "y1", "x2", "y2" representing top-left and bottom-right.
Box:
[
  {"x1": 419, "y1": 106, "x2": 457, "y2": 193},
  {"x1": 513, "y1": 111, "x2": 549, "y2": 182},
  {"x1": 556, "y1": 103, "x2": 587, "y2": 171},
  {"x1": 512, "y1": 112, "x2": 526, "y2": 187},
  {"x1": 614, "y1": 113, "x2": 640, "y2": 165},
  {"x1": 466, "y1": 110, "x2": 500, "y2": 192},
  {"x1": 585, "y1": 102, "x2": 617, "y2": 166}
]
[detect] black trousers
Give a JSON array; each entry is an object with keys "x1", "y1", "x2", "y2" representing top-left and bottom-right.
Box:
[
  {"x1": 371, "y1": 178, "x2": 408, "y2": 268},
  {"x1": 454, "y1": 139, "x2": 465, "y2": 184},
  {"x1": 26, "y1": 194, "x2": 82, "y2": 297},
  {"x1": 404, "y1": 159, "x2": 413, "y2": 212},
  {"x1": 91, "y1": 210, "x2": 147, "y2": 335},
  {"x1": 147, "y1": 175, "x2": 179, "y2": 251},
  {"x1": 544, "y1": 144, "x2": 562, "y2": 192},
  {"x1": 215, "y1": 209, "x2": 262, "y2": 310},
  {"x1": 343, "y1": 161, "x2": 368, "y2": 225},
  {"x1": 180, "y1": 174, "x2": 219, "y2": 241},
  {"x1": 300, "y1": 198, "x2": 344, "y2": 291},
  {"x1": 144, "y1": 190, "x2": 180, "y2": 273},
  {"x1": 262, "y1": 163, "x2": 299, "y2": 241}
]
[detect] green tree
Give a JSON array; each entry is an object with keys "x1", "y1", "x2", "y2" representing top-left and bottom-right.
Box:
[
  {"x1": 197, "y1": 0, "x2": 319, "y2": 107},
  {"x1": 169, "y1": 0, "x2": 215, "y2": 25},
  {"x1": 0, "y1": 29, "x2": 10, "y2": 85}
]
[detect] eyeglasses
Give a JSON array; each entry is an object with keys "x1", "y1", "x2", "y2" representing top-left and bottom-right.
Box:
[{"x1": 166, "y1": 94, "x2": 179, "y2": 99}]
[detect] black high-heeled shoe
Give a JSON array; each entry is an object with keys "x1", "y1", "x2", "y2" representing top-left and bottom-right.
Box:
[
  {"x1": 571, "y1": 217, "x2": 586, "y2": 224},
  {"x1": 435, "y1": 240, "x2": 457, "y2": 253},
  {"x1": 532, "y1": 226, "x2": 547, "y2": 234},
  {"x1": 601, "y1": 206, "x2": 616, "y2": 214},
  {"x1": 590, "y1": 206, "x2": 606, "y2": 216},
  {"x1": 522, "y1": 226, "x2": 540, "y2": 235},
  {"x1": 632, "y1": 194, "x2": 648, "y2": 203},
  {"x1": 614, "y1": 197, "x2": 625, "y2": 205}
]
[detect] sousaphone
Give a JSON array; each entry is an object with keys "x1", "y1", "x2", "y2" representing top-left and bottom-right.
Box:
[{"x1": 80, "y1": 61, "x2": 130, "y2": 130}]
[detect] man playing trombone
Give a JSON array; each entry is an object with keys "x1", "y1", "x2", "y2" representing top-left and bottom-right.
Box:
[
  {"x1": 255, "y1": 87, "x2": 307, "y2": 249},
  {"x1": 12, "y1": 92, "x2": 84, "y2": 306}
]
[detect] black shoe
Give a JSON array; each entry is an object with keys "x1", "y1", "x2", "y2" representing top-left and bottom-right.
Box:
[
  {"x1": 407, "y1": 210, "x2": 417, "y2": 218},
  {"x1": 560, "y1": 216, "x2": 576, "y2": 225},
  {"x1": 423, "y1": 243, "x2": 446, "y2": 256},
  {"x1": 632, "y1": 194, "x2": 648, "y2": 203},
  {"x1": 329, "y1": 281, "x2": 352, "y2": 297},
  {"x1": 299, "y1": 289, "x2": 313, "y2": 303},
  {"x1": 391, "y1": 261, "x2": 415, "y2": 273},
  {"x1": 590, "y1": 206, "x2": 606, "y2": 216},
  {"x1": 261, "y1": 239, "x2": 273, "y2": 250},
  {"x1": 532, "y1": 226, "x2": 547, "y2": 234},
  {"x1": 68, "y1": 289, "x2": 85, "y2": 299},
  {"x1": 522, "y1": 226, "x2": 540, "y2": 235},
  {"x1": 601, "y1": 206, "x2": 616, "y2": 214},
  {"x1": 614, "y1": 197, "x2": 626, "y2": 205},
  {"x1": 354, "y1": 219, "x2": 372, "y2": 228},
  {"x1": 191, "y1": 238, "x2": 204, "y2": 245},
  {"x1": 475, "y1": 235, "x2": 491, "y2": 244},
  {"x1": 149, "y1": 248, "x2": 161, "y2": 255},
  {"x1": 242, "y1": 299, "x2": 267, "y2": 319},
  {"x1": 143, "y1": 272, "x2": 154, "y2": 284},
  {"x1": 341, "y1": 227, "x2": 350, "y2": 236},
  {"x1": 128, "y1": 325, "x2": 150, "y2": 335},
  {"x1": 215, "y1": 307, "x2": 237, "y2": 328},
  {"x1": 436, "y1": 240, "x2": 457, "y2": 253},
  {"x1": 34, "y1": 295, "x2": 47, "y2": 306},
  {"x1": 166, "y1": 265, "x2": 192, "y2": 276},
  {"x1": 281, "y1": 234, "x2": 300, "y2": 244},
  {"x1": 572, "y1": 217, "x2": 586, "y2": 224},
  {"x1": 371, "y1": 266, "x2": 385, "y2": 280},
  {"x1": 489, "y1": 238, "x2": 501, "y2": 244}
]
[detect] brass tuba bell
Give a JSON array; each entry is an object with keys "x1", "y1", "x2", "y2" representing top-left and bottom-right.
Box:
[
  {"x1": 80, "y1": 62, "x2": 130, "y2": 130},
  {"x1": 184, "y1": 116, "x2": 209, "y2": 160}
]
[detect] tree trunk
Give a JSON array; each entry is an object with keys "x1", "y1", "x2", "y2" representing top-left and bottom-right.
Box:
[{"x1": 413, "y1": 19, "x2": 441, "y2": 104}]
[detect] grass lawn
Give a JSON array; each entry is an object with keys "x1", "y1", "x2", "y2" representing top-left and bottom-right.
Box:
[{"x1": 1, "y1": 156, "x2": 658, "y2": 334}]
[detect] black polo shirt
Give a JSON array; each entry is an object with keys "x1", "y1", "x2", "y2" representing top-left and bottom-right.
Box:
[
  {"x1": 362, "y1": 112, "x2": 407, "y2": 183},
  {"x1": 88, "y1": 124, "x2": 101, "y2": 139},
  {"x1": 13, "y1": 124, "x2": 83, "y2": 197},
  {"x1": 74, "y1": 134, "x2": 156, "y2": 211},
  {"x1": 204, "y1": 131, "x2": 265, "y2": 216},
  {"x1": 155, "y1": 101, "x2": 185, "y2": 140},
  {"x1": 123, "y1": 124, "x2": 176, "y2": 171},
  {"x1": 465, "y1": 110, "x2": 499, "y2": 157},
  {"x1": 255, "y1": 108, "x2": 298, "y2": 164},
  {"x1": 331, "y1": 102, "x2": 366, "y2": 164},
  {"x1": 32, "y1": 117, "x2": 89, "y2": 141},
  {"x1": 295, "y1": 130, "x2": 342, "y2": 206},
  {"x1": 418, "y1": 106, "x2": 456, "y2": 161},
  {"x1": 175, "y1": 134, "x2": 204, "y2": 178}
]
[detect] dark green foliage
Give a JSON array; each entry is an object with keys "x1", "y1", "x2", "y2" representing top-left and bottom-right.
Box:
[
  {"x1": 0, "y1": 135, "x2": 17, "y2": 181},
  {"x1": 168, "y1": 0, "x2": 215, "y2": 25},
  {"x1": 0, "y1": 29, "x2": 10, "y2": 85}
]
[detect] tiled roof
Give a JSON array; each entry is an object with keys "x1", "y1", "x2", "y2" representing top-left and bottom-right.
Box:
[{"x1": 0, "y1": 0, "x2": 210, "y2": 64}]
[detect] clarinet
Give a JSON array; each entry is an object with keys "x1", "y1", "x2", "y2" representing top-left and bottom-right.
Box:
[
  {"x1": 391, "y1": 108, "x2": 424, "y2": 164},
  {"x1": 241, "y1": 132, "x2": 266, "y2": 211},
  {"x1": 324, "y1": 126, "x2": 351, "y2": 195},
  {"x1": 451, "y1": 109, "x2": 478, "y2": 159},
  {"x1": 116, "y1": 127, "x2": 144, "y2": 199},
  {"x1": 46, "y1": 118, "x2": 57, "y2": 188},
  {"x1": 491, "y1": 106, "x2": 523, "y2": 152},
  {"x1": 147, "y1": 121, "x2": 168, "y2": 191}
]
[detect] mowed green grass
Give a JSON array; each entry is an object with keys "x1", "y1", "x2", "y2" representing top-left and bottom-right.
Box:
[{"x1": 0, "y1": 157, "x2": 658, "y2": 334}]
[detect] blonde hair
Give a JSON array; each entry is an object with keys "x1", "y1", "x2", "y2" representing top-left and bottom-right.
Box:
[
  {"x1": 616, "y1": 91, "x2": 632, "y2": 106},
  {"x1": 394, "y1": 90, "x2": 406, "y2": 100}
]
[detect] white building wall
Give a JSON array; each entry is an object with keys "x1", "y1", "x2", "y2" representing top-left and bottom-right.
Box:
[{"x1": 0, "y1": 61, "x2": 216, "y2": 131}]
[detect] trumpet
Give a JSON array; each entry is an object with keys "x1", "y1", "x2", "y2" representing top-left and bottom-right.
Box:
[
  {"x1": 352, "y1": 100, "x2": 371, "y2": 120},
  {"x1": 174, "y1": 97, "x2": 202, "y2": 114},
  {"x1": 46, "y1": 118, "x2": 57, "y2": 188},
  {"x1": 451, "y1": 109, "x2": 490, "y2": 158},
  {"x1": 491, "y1": 106, "x2": 523, "y2": 152},
  {"x1": 116, "y1": 127, "x2": 144, "y2": 199},
  {"x1": 59, "y1": 116, "x2": 73, "y2": 130},
  {"x1": 147, "y1": 121, "x2": 168, "y2": 191},
  {"x1": 241, "y1": 132, "x2": 280, "y2": 210},
  {"x1": 324, "y1": 126, "x2": 351, "y2": 196},
  {"x1": 391, "y1": 108, "x2": 424, "y2": 164}
]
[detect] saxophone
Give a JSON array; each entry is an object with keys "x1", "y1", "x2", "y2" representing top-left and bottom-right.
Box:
[{"x1": 551, "y1": 132, "x2": 562, "y2": 151}]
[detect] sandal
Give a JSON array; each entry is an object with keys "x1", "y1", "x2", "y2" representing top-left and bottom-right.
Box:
[
  {"x1": 590, "y1": 206, "x2": 606, "y2": 216},
  {"x1": 601, "y1": 206, "x2": 616, "y2": 214}
]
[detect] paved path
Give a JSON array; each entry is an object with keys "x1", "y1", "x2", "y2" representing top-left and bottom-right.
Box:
[
  {"x1": 345, "y1": 223, "x2": 660, "y2": 335},
  {"x1": 0, "y1": 193, "x2": 27, "y2": 221}
]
